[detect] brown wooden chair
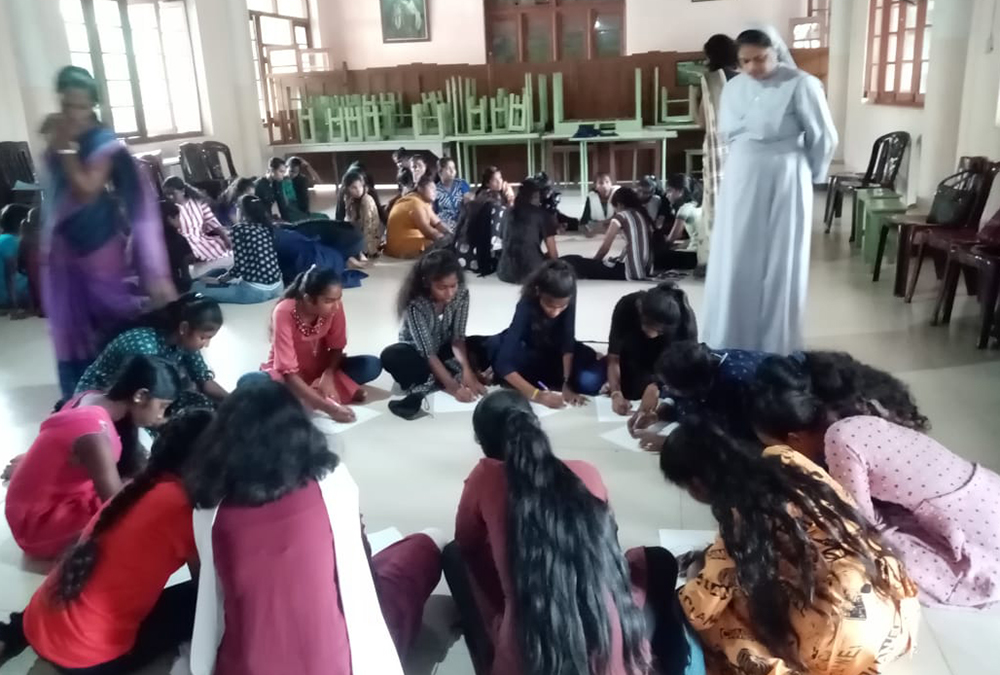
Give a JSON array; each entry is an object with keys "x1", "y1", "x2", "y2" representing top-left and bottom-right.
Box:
[
  {"x1": 824, "y1": 131, "x2": 909, "y2": 238},
  {"x1": 932, "y1": 244, "x2": 1000, "y2": 349},
  {"x1": 872, "y1": 156, "x2": 992, "y2": 298}
]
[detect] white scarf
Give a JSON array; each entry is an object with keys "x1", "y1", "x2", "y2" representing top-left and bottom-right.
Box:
[
  {"x1": 186, "y1": 465, "x2": 403, "y2": 675},
  {"x1": 588, "y1": 190, "x2": 616, "y2": 222}
]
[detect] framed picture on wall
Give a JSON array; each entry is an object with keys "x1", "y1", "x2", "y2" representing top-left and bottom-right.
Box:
[{"x1": 381, "y1": 0, "x2": 430, "y2": 43}]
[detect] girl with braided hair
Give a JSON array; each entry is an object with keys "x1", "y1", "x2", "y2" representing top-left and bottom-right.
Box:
[
  {"x1": 0, "y1": 409, "x2": 212, "y2": 673},
  {"x1": 752, "y1": 353, "x2": 1000, "y2": 609},
  {"x1": 658, "y1": 417, "x2": 919, "y2": 675}
]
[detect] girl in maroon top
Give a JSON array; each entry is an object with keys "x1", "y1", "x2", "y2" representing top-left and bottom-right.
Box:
[
  {"x1": 452, "y1": 390, "x2": 700, "y2": 675},
  {"x1": 183, "y1": 380, "x2": 441, "y2": 675}
]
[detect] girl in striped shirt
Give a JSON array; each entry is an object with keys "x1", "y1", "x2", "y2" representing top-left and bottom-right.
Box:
[
  {"x1": 562, "y1": 187, "x2": 652, "y2": 281},
  {"x1": 163, "y1": 177, "x2": 231, "y2": 263}
]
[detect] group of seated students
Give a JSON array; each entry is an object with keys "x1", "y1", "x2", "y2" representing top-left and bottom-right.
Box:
[
  {"x1": 0, "y1": 204, "x2": 42, "y2": 320},
  {"x1": 3, "y1": 238, "x2": 999, "y2": 674}
]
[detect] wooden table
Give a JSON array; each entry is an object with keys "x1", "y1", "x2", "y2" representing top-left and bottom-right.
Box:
[{"x1": 541, "y1": 128, "x2": 679, "y2": 197}]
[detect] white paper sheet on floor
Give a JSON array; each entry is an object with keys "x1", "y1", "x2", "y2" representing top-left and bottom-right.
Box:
[
  {"x1": 311, "y1": 406, "x2": 382, "y2": 434},
  {"x1": 594, "y1": 395, "x2": 634, "y2": 422}
]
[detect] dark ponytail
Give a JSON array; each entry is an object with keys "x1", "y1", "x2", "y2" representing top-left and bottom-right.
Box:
[
  {"x1": 105, "y1": 354, "x2": 183, "y2": 403},
  {"x1": 136, "y1": 293, "x2": 224, "y2": 336},
  {"x1": 162, "y1": 176, "x2": 208, "y2": 202},
  {"x1": 638, "y1": 282, "x2": 698, "y2": 341},
  {"x1": 283, "y1": 266, "x2": 342, "y2": 301},
  {"x1": 473, "y1": 391, "x2": 648, "y2": 675},
  {"x1": 660, "y1": 417, "x2": 908, "y2": 670},
  {"x1": 54, "y1": 408, "x2": 213, "y2": 603}
]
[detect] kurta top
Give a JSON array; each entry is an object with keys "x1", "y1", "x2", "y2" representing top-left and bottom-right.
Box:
[
  {"x1": 262, "y1": 298, "x2": 358, "y2": 402},
  {"x1": 177, "y1": 199, "x2": 229, "y2": 262},
  {"x1": 23, "y1": 479, "x2": 194, "y2": 668},
  {"x1": 75, "y1": 327, "x2": 214, "y2": 395},
  {"x1": 433, "y1": 178, "x2": 471, "y2": 226},
  {"x1": 718, "y1": 65, "x2": 837, "y2": 181},
  {"x1": 456, "y1": 457, "x2": 640, "y2": 675},
  {"x1": 229, "y1": 221, "x2": 282, "y2": 286},
  {"x1": 399, "y1": 286, "x2": 470, "y2": 357},
  {"x1": 211, "y1": 482, "x2": 352, "y2": 675},
  {"x1": 5, "y1": 395, "x2": 123, "y2": 558},
  {"x1": 679, "y1": 446, "x2": 919, "y2": 674},
  {"x1": 492, "y1": 297, "x2": 576, "y2": 378}
]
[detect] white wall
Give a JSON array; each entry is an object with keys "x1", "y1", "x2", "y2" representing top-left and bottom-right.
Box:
[
  {"x1": 315, "y1": 0, "x2": 486, "y2": 69},
  {"x1": 626, "y1": 0, "x2": 807, "y2": 54},
  {"x1": 0, "y1": 0, "x2": 265, "y2": 175}
]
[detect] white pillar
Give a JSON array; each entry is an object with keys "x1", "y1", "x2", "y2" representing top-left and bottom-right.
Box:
[
  {"x1": 826, "y1": 0, "x2": 854, "y2": 162},
  {"x1": 0, "y1": 0, "x2": 30, "y2": 144},
  {"x1": 2, "y1": 0, "x2": 71, "y2": 158},
  {"x1": 918, "y1": 0, "x2": 974, "y2": 200}
]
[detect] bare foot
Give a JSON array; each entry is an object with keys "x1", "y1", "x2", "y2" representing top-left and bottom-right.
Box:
[
  {"x1": 347, "y1": 257, "x2": 369, "y2": 271},
  {"x1": 352, "y1": 388, "x2": 368, "y2": 403}
]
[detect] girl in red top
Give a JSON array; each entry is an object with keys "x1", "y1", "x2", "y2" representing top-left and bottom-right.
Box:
[
  {"x1": 451, "y1": 390, "x2": 702, "y2": 675},
  {"x1": 4, "y1": 355, "x2": 181, "y2": 559},
  {"x1": 0, "y1": 409, "x2": 212, "y2": 674},
  {"x1": 259, "y1": 266, "x2": 382, "y2": 423}
]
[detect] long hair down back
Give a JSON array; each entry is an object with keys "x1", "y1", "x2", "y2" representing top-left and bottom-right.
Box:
[
  {"x1": 660, "y1": 417, "x2": 908, "y2": 670},
  {"x1": 473, "y1": 391, "x2": 648, "y2": 675}
]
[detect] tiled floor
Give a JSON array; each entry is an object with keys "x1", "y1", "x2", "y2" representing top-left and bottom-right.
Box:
[{"x1": 0, "y1": 190, "x2": 998, "y2": 674}]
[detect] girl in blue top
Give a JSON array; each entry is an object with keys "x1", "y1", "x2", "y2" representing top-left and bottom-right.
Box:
[
  {"x1": 471, "y1": 260, "x2": 605, "y2": 409},
  {"x1": 433, "y1": 157, "x2": 470, "y2": 230},
  {"x1": 0, "y1": 204, "x2": 30, "y2": 318}
]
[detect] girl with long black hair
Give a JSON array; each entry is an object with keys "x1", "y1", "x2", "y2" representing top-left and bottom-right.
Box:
[
  {"x1": 652, "y1": 175, "x2": 702, "y2": 272},
  {"x1": 183, "y1": 380, "x2": 441, "y2": 675},
  {"x1": 162, "y1": 176, "x2": 232, "y2": 263},
  {"x1": 75, "y1": 293, "x2": 227, "y2": 415},
  {"x1": 562, "y1": 187, "x2": 652, "y2": 281},
  {"x1": 5, "y1": 356, "x2": 182, "y2": 559},
  {"x1": 751, "y1": 353, "x2": 1000, "y2": 608},
  {"x1": 0, "y1": 409, "x2": 212, "y2": 673},
  {"x1": 497, "y1": 178, "x2": 559, "y2": 284},
  {"x1": 470, "y1": 259, "x2": 605, "y2": 408},
  {"x1": 657, "y1": 417, "x2": 919, "y2": 675},
  {"x1": 451, "y1": 390, "x2": 703, "y2": 675}
]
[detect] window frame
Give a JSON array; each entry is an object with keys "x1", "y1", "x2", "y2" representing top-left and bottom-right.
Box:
[
  {"x1": 484, "y1": 0, "x2": 625, "y2": 65},
  {"x1": 249, "y1": 7, "x2": 313, "y2": 128},
  {"x1": 73, "y1": 0, "x2": 204, "y2": 142},
  {"x1": 865, "y1": 0, "x2": 932, "y2": 107}
]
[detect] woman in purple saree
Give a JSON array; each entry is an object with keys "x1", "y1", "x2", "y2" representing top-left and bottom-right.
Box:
[{"x1": 42, "y1": 67, "x2": 175, "y2": 398}]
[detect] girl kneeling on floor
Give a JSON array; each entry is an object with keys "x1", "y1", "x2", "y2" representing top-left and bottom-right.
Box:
[
  {"x1": 183, "y1": 381, "x2": 442, "y2": 675},
  {"x1": 381, "y1": 249, "x2": 487, "y2": 420},
  {"x1": 256, "y1": 266, "x2": 381, "y2": 423},
  {"x1": 0, "y1": 410, "x2": 212, "y2": 673},
  {"x1": 469, "y1": 259, "x2": 605, "y2": 409},
  {"x1": 656, "y1": 417, "x2": 919, "y2": 675},
  {"x1": 75, "y1": 293, "x2": 227, "y2": 416},
  {"x1": 752, "y1": 353, "x2": 1000, "y2": 609},
  {"x1": 5, "y1": 356, "x2": 181, "y2": 559},
  {"x1": 448, "y1": 390, "x2": 705, "y2": 675}
]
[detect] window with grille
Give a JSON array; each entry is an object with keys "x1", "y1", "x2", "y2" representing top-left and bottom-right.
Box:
[
  {"x1": 485, "y1": 0, "x2": 624, "y2": 64},
  {"x1": 247, "y1": 0, "x2": 311, "y2": 126},
  {"x1": 59, "y1": 0, "x2": 203, "y2": 140},
  {"x1": 865, "y1": 0, "x2": 933, "y2": 106},
  {"x1": 791, "y1": 0, "x2": 830, "y2": 49}
]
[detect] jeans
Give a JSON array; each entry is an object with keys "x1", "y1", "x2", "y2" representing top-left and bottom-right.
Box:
[
  {"x1": 561, "y1": 255, "x2": 627, "y2": 280},
  {"x1": 191, "y1": 279, "x2": 283, "y2": 305},
  {"x1": 236, "y1": 355, "x2": 382, "y2": 390}
]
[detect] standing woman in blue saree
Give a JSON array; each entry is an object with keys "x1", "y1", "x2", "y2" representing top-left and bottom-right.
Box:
[
  {"x1": 701, "y1": 28, "x2": 837, "y2": 355},
  {"x1": 42, "y1": 66, "x2": 175, "y2": 399}
]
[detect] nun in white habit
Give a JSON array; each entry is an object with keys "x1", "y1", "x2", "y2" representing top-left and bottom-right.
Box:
[{"x1": 702, "y1": 26, "x2": 837, "y2": 354}]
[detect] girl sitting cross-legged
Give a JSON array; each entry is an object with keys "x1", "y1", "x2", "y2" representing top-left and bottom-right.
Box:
[
  {"x1": 252, "y1": 266, "x2": 381, "y2": 423},
  {"x1": 653, "y1": 417, "x2": 919, "y2": 675},
  {"x1": 448, "y1": 390, "x2": 705, "y2": 675},
  {"x1": 5, "y1": 356, "x2": 182, "y2": 559},
  {"x1": 0, "y1": 409, "x2": 212, "y2": 674},
  {"x1": 468, "y1": 260, "x2": 605, "y2": 409},
  {"x1": 75, "y1": 293, "x2": 227, "y2": 417},
  {"x1": 183, "y1": 381, "x2": 442, "y2": 675},
  {"x1": 381, "y1": 249, "x2": 487, "y2": 420},
  {"x1": 162, "y1": 177, "x2": 232, "y2": 264},
  {"x1": 562, "y1": 188, "x2": 652, "y2": 281}
]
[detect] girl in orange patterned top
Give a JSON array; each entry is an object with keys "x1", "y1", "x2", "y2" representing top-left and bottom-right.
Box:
[{"x1": 656, "y1": 418, "x2": 919, "y2": 675}]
